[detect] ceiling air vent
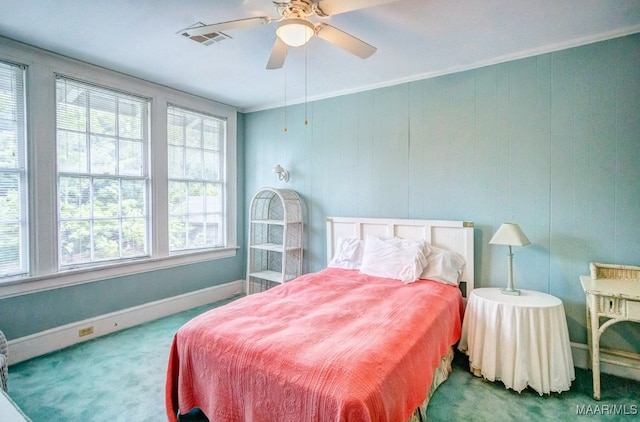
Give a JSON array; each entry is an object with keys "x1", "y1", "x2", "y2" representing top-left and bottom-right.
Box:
[{"x1": 178, "y1": 22, "x2": 231, "y2": 46}]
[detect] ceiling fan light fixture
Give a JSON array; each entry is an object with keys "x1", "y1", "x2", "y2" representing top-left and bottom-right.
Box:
[{"x1": 276, "y1": 18, "x2": 315, "y2": 47}]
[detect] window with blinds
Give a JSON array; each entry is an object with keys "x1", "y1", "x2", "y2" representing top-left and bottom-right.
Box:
[
  {"x1": 0, "y1": 61, "x2": 27, "y2": 278},
  {"x1": 167, "y1": 105, "x2": 226, "y2": 251},
  {"x1": 56, "y1": 77, "x2": 150, "y2": 267}
]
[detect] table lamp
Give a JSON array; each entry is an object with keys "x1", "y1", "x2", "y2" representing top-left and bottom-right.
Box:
[{"x1": 490, "y1": 223, "x2": 530, "y2": 295}]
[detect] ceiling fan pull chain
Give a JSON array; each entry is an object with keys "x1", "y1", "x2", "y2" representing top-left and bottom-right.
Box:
[
  {"x1": 283, "y1": 66, "x2": 288, "y2": 132},
  {"x1": 304, "y1": 42, "x2": 309, "y2": 126}
]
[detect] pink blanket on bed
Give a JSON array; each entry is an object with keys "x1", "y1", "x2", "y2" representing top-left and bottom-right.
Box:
[{"x1": 166, "y1": 268, "x2": 464, "y2": 422}]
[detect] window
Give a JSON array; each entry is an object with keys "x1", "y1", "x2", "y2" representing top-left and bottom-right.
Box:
[
  {"x1": 0, "y1": 41, "x2": 236, "y2": 295},
  {"x1": 0, "y1": 61, "x2": 27, "y2": 278},
  {"x1": 56, "y1": 77, "x2": 149, "y2": 267},
  {"x1": 167, "y1": 105, "x2": 226, "y2": 251}
]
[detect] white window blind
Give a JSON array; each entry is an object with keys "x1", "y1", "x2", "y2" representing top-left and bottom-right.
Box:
[
  {"x1": 56, "y1": 77, "x2": 150, "y2": 267},
  {"x1": 0, "y1": 61, "x2": 27, "y2": 279},
  {"x1": 167, "y1": 105, "x2": 226, "y2": 251}
]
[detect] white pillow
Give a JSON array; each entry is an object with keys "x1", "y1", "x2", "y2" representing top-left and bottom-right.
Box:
[
  {"x1": 328, "y1": 238, "x2": 365, "y2": 269},
  {"x1": 420, "y1": 246, "x2": 466, "y2": 286},
  {"x1": 359, "y1": 236, "x2": 429, "y2": 283}
]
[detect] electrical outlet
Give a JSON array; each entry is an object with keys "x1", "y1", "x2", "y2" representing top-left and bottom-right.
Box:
[{"x1": 78, "y1": 326, "x2": 94, "y2": 337}]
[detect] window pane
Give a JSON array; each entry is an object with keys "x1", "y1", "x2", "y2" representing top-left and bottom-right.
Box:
[
  {"x1": 0, "y1": 223, "x2": 20, "y2": 275},
  {"x1": 0, "y1": 126, "x2": 18, "y2": 168},
  {"x1": 122, "y1": 179, "x2": 145, "y2": 217},
  {"x1": 188, "y1": 216, "x2": 206, "y2": 248},
  {"x1": 205, "y1": 184, "x2": 222, "y2": 246},
  {"x1": 204, "y1": 213, "x2": 222, "y2": 246},
  {"x1": 57, "y1": 130, "x2": 88, "y2": 173},
  {"x1": 0, "y1": 61, "x2": 27, "y2": 279},
  {"x1": 203, "y1": 119, "x2": 221, "y2": 151},
  {"x1": 119, "y1": 98, "x2": 142, "y2": 140},
  {"x1": 185, "y1": 113, "x2": 201, "y2": 148},
  {"x1": 203, "y1": 150, "x2": 220, "y2": 180},
  {"x1": 167, "y1": 145, "x2": 184, "y2": 179},
  {"x1": 57, "y1": 83, "x2": 87, "y2": 132},
  {"x1": 93, "y1": 178, "x2": 120, "y2": 218},
  {"x1": 188, "y1": 181, "x2": 205, "y2": 211},
  {"x1": 59, "y1": 176, "x2": 91, "y2": 219},
  {"x1": 169, "y1": 216, "x2": 187, "y2": 250},
  {"x1": 167, "y1": 105, "x2": 226, "y2": 252},
  {"x1": 119, "y1": 139, "x2": 143, "y2": 176},
  {"x1": 167, "y1": 113, "x2": 184, "y2": 146},
  {"x1": 122, "y1": 218, "x2": 146, "y2": 257},
  {"x1": 60, "y1": 220, "x2": 91, "y2": 265},
  {"x1": 168, "y1": 181, "x2": 187, "y2": 215},
  {"x1": 57, "y1": 77, "x2": 149, "y2": 267},
  {"x1": 205, "y1": 182, "x2": 222, "y2": 212},
  {"x1": 89, "y1": 92, "x2": 116, "y2": 136},
  {"x1": 185, "y1": 147, "x2": 202, "y2": 179},
  {"x1": 90, "y1": 135, "x2": 117, "y2": 175},
  {"x1": 93, "y1": 219, "x2": 120, "y2": 260},
  {"x1": 0, "y1": 173, "x2": 20, "y2": 220},
  {"x1": 0, "y1": 77, "x2": 17, "y2": 120}
]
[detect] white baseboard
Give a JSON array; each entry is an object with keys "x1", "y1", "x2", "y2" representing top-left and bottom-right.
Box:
[
  {"x1": 9, "y1": 292, "x2": 640, "y2": 383},
  {"x1": 571, "y1": 342, "x2": 640, "y2": 382},
  {"x1": 7, "y1": 280, "x2": 244, "y2": 365}
]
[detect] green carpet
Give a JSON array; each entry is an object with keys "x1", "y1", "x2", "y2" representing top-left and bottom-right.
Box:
[{"x1": 7, "y1": 296, "x2": 640, "y2": 421}]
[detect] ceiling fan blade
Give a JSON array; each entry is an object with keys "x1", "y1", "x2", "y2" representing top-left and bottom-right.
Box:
[
  {"x1": 314, "y1": 0, "x2": 400, "y2": 16},
  {"x1": 180, "y1": 16, "x2": 271, "y2": 38},
  {"x1": 266, "y1": 37, "x2": 289, "y2": 69},
  {"x1": 315, "y1": 23, "x2": 376, "y2": 59}
]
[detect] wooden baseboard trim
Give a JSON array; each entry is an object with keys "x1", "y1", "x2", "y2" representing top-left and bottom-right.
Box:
[{"x1": 7, "y1": 280, "x2": 244, "y2": 365}]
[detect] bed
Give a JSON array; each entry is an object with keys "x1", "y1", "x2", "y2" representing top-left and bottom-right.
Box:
[{"x1": 166, "y1": 217, "x2": 475, "y2": 422}]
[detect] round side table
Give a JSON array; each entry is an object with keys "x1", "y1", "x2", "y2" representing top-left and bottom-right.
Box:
[{"x1": 459, "y1": 287, "x2": 575, "y2": 394}]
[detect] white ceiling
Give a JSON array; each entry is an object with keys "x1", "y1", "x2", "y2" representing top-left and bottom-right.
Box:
[{"x1": 1, "y1": 0, "x2": 639, "y2": 112}]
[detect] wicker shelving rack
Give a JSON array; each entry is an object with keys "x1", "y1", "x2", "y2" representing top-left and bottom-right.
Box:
[{"x1": 246, "y1": 188, "x2": 303, "y2": 294}]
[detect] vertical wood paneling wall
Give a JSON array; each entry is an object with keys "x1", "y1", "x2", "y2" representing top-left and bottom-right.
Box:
[{"x1": 244, "y1": 34, "x2": 640, "y2": 352}]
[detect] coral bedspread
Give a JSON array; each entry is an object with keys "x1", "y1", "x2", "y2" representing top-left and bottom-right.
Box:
[{"x1": 166, "y1": 268, "x2": 464, "y2": 422}]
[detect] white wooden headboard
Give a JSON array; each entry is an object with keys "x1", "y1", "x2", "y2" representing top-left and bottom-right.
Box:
[{"x1": 326, "y1": 217, "x2": 475, "y2": 298}]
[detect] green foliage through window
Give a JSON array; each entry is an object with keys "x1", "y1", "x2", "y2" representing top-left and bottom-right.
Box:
[
  {"x1": 0, "y1": 61, "x2": 27, "y2": 278},
  {"x1": 56, "y1": 78, "x2": 149, "y2": 267},
  {"x1": 167, "y1": 105, "x2": 226, "y2": 251}
]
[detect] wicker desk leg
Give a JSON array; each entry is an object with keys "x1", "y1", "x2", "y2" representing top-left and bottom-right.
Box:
[
  {"x1": 586, "y1": 303, "x2": 592, "y2": 370},
  {"x1": 589, "y1": 302, "x2": 601, "y2": 400}
]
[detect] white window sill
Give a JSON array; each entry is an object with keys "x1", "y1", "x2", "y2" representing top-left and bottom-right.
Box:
[{"x1": 0, "y1": 247, "x2": 239, "y2": 299}]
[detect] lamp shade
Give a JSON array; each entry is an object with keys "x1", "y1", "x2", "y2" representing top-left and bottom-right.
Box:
[
  {"x1": 489, "y1": 223, "x2": 530, "y2": 247},
  {"x1": 276, "y1": 18, "x2": 315, "y2": 47}
]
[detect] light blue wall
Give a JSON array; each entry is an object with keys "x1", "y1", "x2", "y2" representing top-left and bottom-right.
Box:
[
  {"x1": 243, "y1": 34, "x2": 640, "y2": 352},
  {"x1": 0, "y1": 258, "x2": 243, "y2": 339}
]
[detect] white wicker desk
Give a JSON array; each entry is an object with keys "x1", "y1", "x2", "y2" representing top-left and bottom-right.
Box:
[
  {"x1": 459, "y1": 288, "x2": 575, "y2": 394},
  {"x1": 580, "y1": 275, "x2": 640, "y2": 400}
]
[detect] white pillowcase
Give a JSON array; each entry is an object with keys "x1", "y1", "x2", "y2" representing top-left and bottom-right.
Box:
[
  {"x1": 328, "y1": 238, "x2": 365, "y2": 269},
  {"x1": 359, "y1": 236, "x2": 430, "y2": 283},
  {"x1": 420, "y1": 246, "x2": 466, "y2": 286}
]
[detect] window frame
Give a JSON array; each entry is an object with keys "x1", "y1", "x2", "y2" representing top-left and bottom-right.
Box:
[
  {"x1": 56, "y1": 76, "x2": 152, "y2": 269},
  {"x1": 166, "y1": 104, "x2": 228, "y2": 253},
  {"x1": 0, "y1": 60, "x2": 28, "y2": 279},
  {"x1": 0, "y1": 40, "x2": 238, "y2": 298}
]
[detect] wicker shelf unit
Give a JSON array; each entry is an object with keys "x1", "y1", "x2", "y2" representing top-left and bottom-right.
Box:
[{"x1": 247, "y1": 188, "x2": 303, "y2": 294}]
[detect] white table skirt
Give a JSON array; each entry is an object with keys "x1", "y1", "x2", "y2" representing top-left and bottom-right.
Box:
[{"x1": 459, "y1": 288, "x2": 575, "y2": 395}]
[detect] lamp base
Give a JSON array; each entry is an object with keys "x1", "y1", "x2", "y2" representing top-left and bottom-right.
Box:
[{"x1": 501, "y1": 288, "x2": 521, "y2": 296}]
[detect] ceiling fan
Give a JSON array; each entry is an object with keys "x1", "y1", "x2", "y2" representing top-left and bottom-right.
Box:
[{"x1": 179, "y1": 0, "x2": 399, "y2": 69}]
